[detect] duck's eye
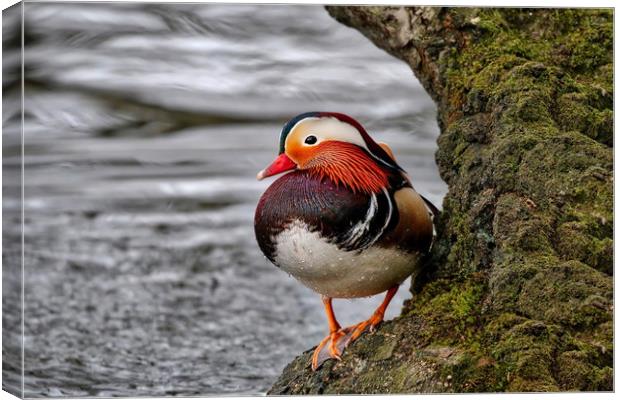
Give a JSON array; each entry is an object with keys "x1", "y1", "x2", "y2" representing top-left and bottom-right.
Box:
[{"x1": 304, "y1": 135, "x2": 318, "y2": 145}]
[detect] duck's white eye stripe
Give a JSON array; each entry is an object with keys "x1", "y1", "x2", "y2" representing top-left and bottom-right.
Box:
[
  {"x1": 285, "y1": 117, "x2": 321, "y2": 148},
  {"x1": 285, "y1": 116, "x2": 372, "y2": 152},
  {"x1": 317, "y1": 117, "x2": 371, "y2": 152}
]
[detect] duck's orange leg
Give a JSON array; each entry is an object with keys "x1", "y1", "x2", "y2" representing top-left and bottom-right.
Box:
[
  {"x1": 343, "y1": 285, "x2": 399, "y2": 347},
  {"x1": 311, "y1": 296, "x2": 347, "y2": 370}
]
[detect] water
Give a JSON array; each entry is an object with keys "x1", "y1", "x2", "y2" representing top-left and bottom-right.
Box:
[{"x1": 2, "y1": 3, "x2": 446, "y2": 397}]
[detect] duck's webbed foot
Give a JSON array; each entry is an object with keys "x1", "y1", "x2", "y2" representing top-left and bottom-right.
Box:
[
  {"x1": 311, "y1": 296, "x2": 354, "y2": 370},
  {"x1": 311, "y1": 286, "x2": 398, "y2": 370},
  {"x1": 311, "y1": 328, "x2": 352, "y2": 370}
]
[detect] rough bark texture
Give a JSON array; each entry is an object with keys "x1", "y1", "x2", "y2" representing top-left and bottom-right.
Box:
[{"x1": 269, "y1": 7, "x2": 612, "y2": 394}]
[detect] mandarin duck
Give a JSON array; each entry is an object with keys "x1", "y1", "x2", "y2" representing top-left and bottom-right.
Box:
[{"x1": 254, "y1": 112, "x2": 437, "y2": 370}]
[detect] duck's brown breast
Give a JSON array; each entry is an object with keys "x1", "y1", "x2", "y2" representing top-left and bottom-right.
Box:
[{"x1": 254, "y1": 170, "x2": 385, "y2": 262}]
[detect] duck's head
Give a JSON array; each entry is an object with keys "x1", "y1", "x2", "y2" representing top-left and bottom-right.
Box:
[{"x1": 257, "y1": 112, "x2": 403, "y2": 193}]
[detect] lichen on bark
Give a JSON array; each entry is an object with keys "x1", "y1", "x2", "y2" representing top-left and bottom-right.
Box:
[{"x1": 269, "y1": 7, "x2": 612, "y2": 394}]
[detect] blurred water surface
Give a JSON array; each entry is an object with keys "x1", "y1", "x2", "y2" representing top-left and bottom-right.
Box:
[{"x1": 2, "y1": 3, "x2": 446, "y2": 397}]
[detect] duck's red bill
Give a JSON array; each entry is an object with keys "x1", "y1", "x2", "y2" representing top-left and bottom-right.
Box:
[{"x1": 256, "y1": 153, "x2": 296, "y2": 180}]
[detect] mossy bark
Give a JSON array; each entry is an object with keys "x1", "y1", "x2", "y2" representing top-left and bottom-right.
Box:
[{"x1": 269, "y1": 7, "x2": 612, "y2": 394}]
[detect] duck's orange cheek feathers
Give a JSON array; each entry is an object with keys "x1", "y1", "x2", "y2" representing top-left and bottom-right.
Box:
[
  {"x1": 287, "y1": 142, "x2": 317, "y2": 168},
  {"x1": 288, "y1": 141, "x2": 390, "y2": 194}
]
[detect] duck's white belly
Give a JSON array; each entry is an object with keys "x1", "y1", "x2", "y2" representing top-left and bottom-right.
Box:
[{"x1": 273, "y1": 220, "x2": 422, "y2": 298}]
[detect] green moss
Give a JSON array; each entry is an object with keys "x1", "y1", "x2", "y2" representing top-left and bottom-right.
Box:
[
  {"x1": 490, "y1": 320, "x2": 563, "y2": 391},
  {"x1": 516, "y1": 261, "x2": 612, "y2": 327},
  {"x1": 556, "y1": 351, "x2": 605, "y2": 390},
  {"x1": 556, "y1": 94, "x2": 613, "y2": 145},
  {"x1": 426, "y1": 8, "x2": 612, "y2": 389},
  {"x1": 556, "y1": 222, "x2": 613, "y2": 274}
]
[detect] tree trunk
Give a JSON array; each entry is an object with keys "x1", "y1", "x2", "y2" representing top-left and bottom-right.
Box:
[{"x1": 269, "y1": 7, "x2": 612, "y2": 394}]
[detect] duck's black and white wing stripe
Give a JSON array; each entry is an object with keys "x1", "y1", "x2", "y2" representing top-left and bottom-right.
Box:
[{"x1": 340, "y1": 188, "x2": 395, "y2": 251}]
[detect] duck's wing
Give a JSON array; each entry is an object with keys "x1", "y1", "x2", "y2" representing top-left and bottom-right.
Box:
[
  {"x1": 378, "y1": 187, "x2": 434, "y2": 254},
  {"x1": 376, "y1": 141, "x2": 438, "y2": 252}
]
